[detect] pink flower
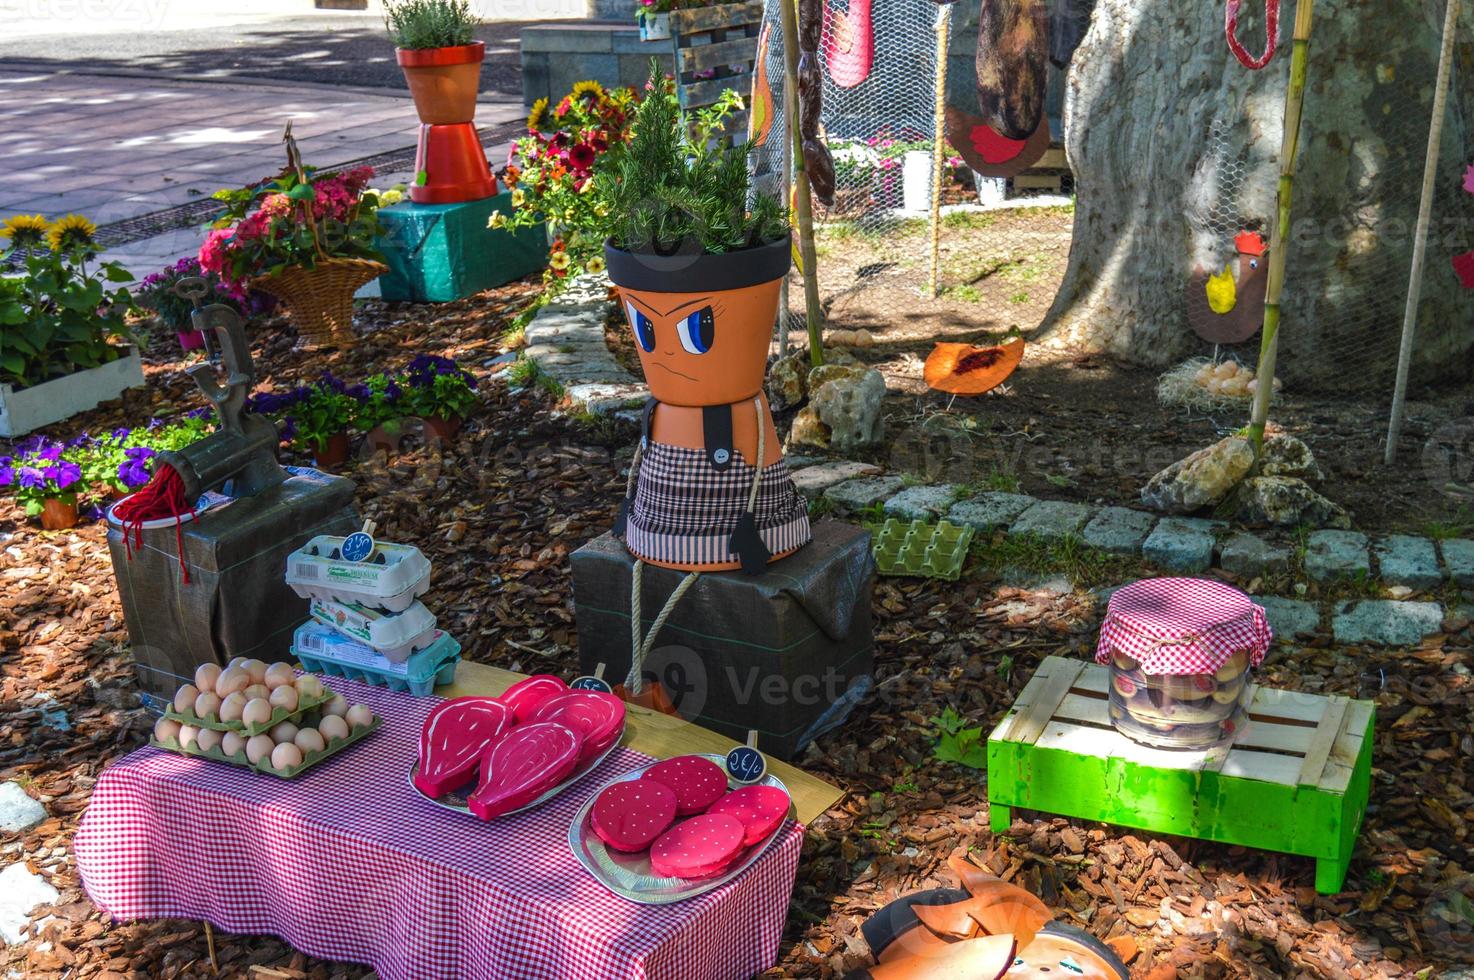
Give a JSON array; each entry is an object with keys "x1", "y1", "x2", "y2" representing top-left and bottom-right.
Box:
[
  {"x1": 1464, "y1": 163, "x2": 1474, "y2": 196},
  {"x1": 568, "y1": 142, "x2": 597, "y2": 173},
  {"x1": 1454, "y1": 250, "x2": 1474, "y2": 289}
]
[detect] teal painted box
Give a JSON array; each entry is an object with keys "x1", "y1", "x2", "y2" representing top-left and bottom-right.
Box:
[{"x1": 375, "y1": 192, "x2": 546, "y2": 303}]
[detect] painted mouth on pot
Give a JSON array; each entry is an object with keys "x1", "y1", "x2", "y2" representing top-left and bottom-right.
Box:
[{"x1": 651, "y1": 361, "x2": 698, "y2": 382}]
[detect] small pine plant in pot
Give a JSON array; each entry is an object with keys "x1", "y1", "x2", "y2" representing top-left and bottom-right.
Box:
[
  {"x1": 601, "y1": 64, "x2": 790, "y2": 408},
  {"x1": 387, "y1": 0, "x2": 484, "y2": 125}
]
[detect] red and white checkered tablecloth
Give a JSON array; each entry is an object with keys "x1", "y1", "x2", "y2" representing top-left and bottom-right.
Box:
[
  {"x1": 74, "y1": 676, "x2": 803, "y2": 980},
  {"x1": 1095, "y1": 577, "x2": 1272, "y2": 675}
]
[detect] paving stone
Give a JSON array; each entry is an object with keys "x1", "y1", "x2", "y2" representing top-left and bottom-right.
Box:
[
  {"x1": 1252, "y1": 596, "x2": 1321, "y2": 641},
  {"x1": 0, "y1": 783, "x2": 45, "y2": 835},
  {"x1": 1219, "y1": 532, "x2": 1291, "y2": 578},
  {"x1": 884, "y1": 484, "x2": 965, "y2": 521},
  {"x1": 563, "y1": 382, "x2": 647, "y2": 416},
  {"x1": 1441, "y1": 538, "x2": 1474, "y2": 586},
  {"x1": 790, "y1": 461, "x2": 882, "y2": 498},
  {"x1": 1141, "y1": 517, "x2": 1217, "y2": 573},
  {"x1": 947, "y1": 492, "x2": 1035, "y2": 532},
  {"x1": 1332, "y1": 599, "x2": 1445, "y2": 646},
  {"x1": 0, "y1": 861, "x2": 58, "y2": 945},
  {"x1": 1304, "y1": 530, "x2": 1370, "y2": 583},
  {"x1": 1009, "y1": 499, "x2": 1094, "y2": 541},
  {"x1": 1373, "y1": 534, "x2": 1442, "y2": 589},
  {"x1": 1080, "y1": 506, "x2": 1157, "y2": 555},
  {"x1": 823, "y1": 476, "x2": 905, "y2": 513},
  {"x1": 783, "y1": 455, "x2": 825, "y2": 470}
]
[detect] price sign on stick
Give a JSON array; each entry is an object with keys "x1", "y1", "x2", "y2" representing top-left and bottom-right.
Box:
[
  {"x1": 570, "y1": 662, "x2": 614, "y2": 694},
  {"x1": 725, "y1": 730, "x2": 766, "y2": 785},
  {"x1": 342, "y1": 520, "x2": 377, "y2": 563}
]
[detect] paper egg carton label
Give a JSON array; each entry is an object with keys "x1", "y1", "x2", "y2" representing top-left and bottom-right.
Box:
[
  {"x1": 308, "y1": 596, "x2": 437, "y2": 662},
  {"x1": 295, "y1": 622, "x2": 417, "y2": 675},
  {"x1": 286, "y1": 535, "x2": 431, "y2": 611}
]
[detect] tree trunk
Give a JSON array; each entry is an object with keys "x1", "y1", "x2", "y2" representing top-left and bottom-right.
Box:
[{"x1": 1037, "y1": 0, "x2": 1474, "y2": 387}]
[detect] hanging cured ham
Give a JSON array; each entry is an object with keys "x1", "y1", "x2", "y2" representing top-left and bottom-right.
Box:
[{"x1": 975, "y1": 0, "x2": 1048, "y2": 141}]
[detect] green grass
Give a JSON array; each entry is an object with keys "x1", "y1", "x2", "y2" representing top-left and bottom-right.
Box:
[
  {"x1": 808, "y1": 495, "x2": 837, "y2": 518},
  {"x1": 943, "y1": 283, "x2": 983, "y2": 303},
  {"x1": 1008, "y1": 290, "x2": 1030, "y2": 304},
  {"x1": 1423, "y1": 510, "x2": 1474, "y2": 540},
  {"x1": 942, "y1": 210, "x2": 999, "y2": 231},
  {"x1": 981, "y1": 468, "x2": 1021, "y2": 493},
  {"x1": 505, "y1": 355, "x2": 564, "y2": 398},
  {"x1": 972, "y1": 532, "x2": 1144, "y2": 589}
]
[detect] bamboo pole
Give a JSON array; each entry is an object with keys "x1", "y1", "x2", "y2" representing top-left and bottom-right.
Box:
[
  {"x1": 1384, "y1": 0, "x2": 1461, "y2": 465},
  {"x1": 1246, "y1": 0, "x2": 1315, "y2": 452},
  {"x1": 779, "y1": 0, "x2": 825, "y2": 366},
  {"x1": 930, "y1": 6, "x2": 951, "y2": 297}
]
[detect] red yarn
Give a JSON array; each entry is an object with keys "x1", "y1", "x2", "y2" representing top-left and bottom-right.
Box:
[
  {"x1": 112, "y1": 464, "x2": 196, "y2": 585},
  {"x1": 1226, "y1": 0, "x2": 1280, "y2": 70}
]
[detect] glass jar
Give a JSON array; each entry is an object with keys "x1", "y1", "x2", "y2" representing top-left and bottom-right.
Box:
[{"x1": 1106, "y1": 647, "x2": 1252, "y2": 750}]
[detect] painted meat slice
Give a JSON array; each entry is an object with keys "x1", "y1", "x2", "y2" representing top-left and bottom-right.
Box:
[
  {"x1": 528, "y1": 690, "x2": 626, "y2": 765},
  {"x1": 497, "y1": 674, "x2": 570, "y2": 723},
  {"x1": 591, "y1": 779, "x2": 678, "y2": 852},
  {"x1": 466, "y1": 721, "x2": 582, "y2": 820},
  {"x1": 413, "y1": 697, "x2": 513, "y2": 798},
  {"x1": 641, "y1": 755, "x2": 729, "y2": 816}
]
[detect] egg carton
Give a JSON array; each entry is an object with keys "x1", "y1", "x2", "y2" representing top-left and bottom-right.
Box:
[
  {"x1": 150, "y1": 715, "x2": 382, "y2": 779},
  {"x1": 863, "y1": 518, "x2": 975, "y2": 581},
  {"x1": 286, "y1": 535, "x2": 432, "y2": 614},
  {"x1": 292, "y1": 621, "x2": 461, "y2": 698},
  {"x1": 308, "y1": 595, "x2": 437, "y2": 663},
  {"x1": 164, "y1": 685, "x2": 338, "y2": 738}
]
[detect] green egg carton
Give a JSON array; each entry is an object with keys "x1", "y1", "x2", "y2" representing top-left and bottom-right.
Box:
[{"x1": 863, "y1": 518, "x2": 974, "y2": 581}]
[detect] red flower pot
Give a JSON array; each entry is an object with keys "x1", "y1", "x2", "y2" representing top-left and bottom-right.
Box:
[
  {"x1": 312, "y1": 432, "x2": 351, "y2": 470},
  {"x1": 40, "y1": 498, "x2": 79, "y2": 531},
  {"x1": 397, "y1": 42, "x2": 484, "y2": 125},
  {"x1": 423, "y1": 415, "x2": 463, "y2": 441}
]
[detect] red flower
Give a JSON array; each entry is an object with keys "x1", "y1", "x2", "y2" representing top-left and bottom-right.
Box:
[
  {"x1": 568, "y1": 142, "x2": 597, "y2": 173},
  {"x1": 1454, "y1": 250, "x2": 1474, "y2": 289}
]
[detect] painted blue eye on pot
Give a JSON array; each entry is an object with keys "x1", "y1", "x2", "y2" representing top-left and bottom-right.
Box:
[
  {"x1": 627, "y1": 302, "x2": 655, "y2": 352},
  {"x1": 676, "y1": 305, "x2": 715, "y2": 354}
]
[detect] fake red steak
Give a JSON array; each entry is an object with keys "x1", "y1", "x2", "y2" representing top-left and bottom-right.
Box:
[
  {"x1": 414, "y1": 697, "x2": 514, "y2": 798},
  {"x1": 497, "y1": 674, "x2": 569, "y2": 723},
  {"x1": 641, "y1": 755, "x2": 728, "y2": 815},
  {"x1": 649, "y1": 813, "x2": 745, "y2": 879},
  {"x1": 467, "y1": 722, "x2": 581, "y2": 820},
  {"x1": 530, "y1": 691, "x2": 626, "y2": 765},
  {"x1": 707, "y1": 785, "x2": 791, "y2": 846},
  {"x1": 590, "y1": 779, "x2": 678, "y2": 852}
]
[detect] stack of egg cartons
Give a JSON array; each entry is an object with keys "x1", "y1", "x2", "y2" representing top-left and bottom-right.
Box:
[{"x1": 285, "y1": 534, "x2": 461, "y2": 697}]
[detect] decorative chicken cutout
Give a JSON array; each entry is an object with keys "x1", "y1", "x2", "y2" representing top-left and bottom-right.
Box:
[
  {"x1": 845, "y1": 855, "x2": 1135, "y2": 979},
  {"x1": 944, "y1": 106, "x2": 1050, "y2": 179},
  {"x1": 822, "y1": 0, "x2": 874, "y2": 88},
  {"x1": 924, "y1": 337, "x2": 1025, "y2": 396},
  {"x1": 749, "y1": 23, "x2": 775, "y2": 147},
  {"x1": 1186, "y1": 230, "x2": 1268, "y2": 344}
]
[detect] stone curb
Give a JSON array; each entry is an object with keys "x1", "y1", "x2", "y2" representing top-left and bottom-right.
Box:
[{"x1": 521, "y1": 272, "x2": 647, "y2": 414}]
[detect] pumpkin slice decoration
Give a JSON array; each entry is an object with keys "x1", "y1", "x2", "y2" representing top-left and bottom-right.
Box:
[{"x1": 924, "y1": 337, "x2": 1025, "y2": 396}]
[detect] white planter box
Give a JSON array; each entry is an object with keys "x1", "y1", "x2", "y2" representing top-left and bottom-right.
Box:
[{"x1": 0, "y1": 347, "x2": 145, "y2": 437}]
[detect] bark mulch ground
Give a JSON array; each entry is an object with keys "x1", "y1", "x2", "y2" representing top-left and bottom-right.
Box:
[{"x1": 1, "y1": 283, "x2": 1472, "y2": 978}]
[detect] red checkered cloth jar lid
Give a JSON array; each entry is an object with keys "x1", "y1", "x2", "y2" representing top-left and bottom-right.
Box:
[{"x1": 1095, "y1": 577, "x2": 1272, "y2": 675}]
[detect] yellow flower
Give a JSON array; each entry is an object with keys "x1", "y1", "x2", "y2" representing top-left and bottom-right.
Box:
[
  {"x1": 571, "y1": 80, "x2": 606, "y2": 102},
  {"x1": 380, "y1": 188, "x2": 405, "y2": 206},
  {"x1": 46, "y1": 213, "x2": 97, "y2": 253},
  {"x1": 510, "y1": 188, "x2": 526, "y2": 208},
  {"x1": 0, "y1": 214, "x2": 50, "y2": 250},
  {"x1": 585, "y1": 256, "x2": 606, "y2": 275},
  {"x1": 594, "y1": 202, "x2": 610, "y2": 218},
  {"x1": 563, "y1": 207, "x2": 576, "y2": 222},
  {"x1": 550, "y1": 251, "x2": 571, "y2": 271},
  {"x1": 527, "y1": 97, "x2": 550, "y2": 132},
  {"x1": 488, "y1": 211, "x2": 508, "y2": 230},
  {"x1": 578, "y1": 178, "x2": 595, "y2": 194}
]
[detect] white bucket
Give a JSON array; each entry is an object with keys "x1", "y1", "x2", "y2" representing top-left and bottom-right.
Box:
[{"x1": 901, "y1": 150, "x2": 933, "y2": 213}]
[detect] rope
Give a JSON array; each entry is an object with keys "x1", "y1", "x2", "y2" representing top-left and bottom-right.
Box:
[
  {"x1": 111, "y1": 463, "x2": 196, "y2": 585},
  {"x1": 627, "y1": 560, "x2": 701, "y2": 695},
  {"x1": 1225, "y1": 0, "x2": 1280, "y2": 69},
  {"x1": 745, "y1": 396, "x2": 766, "y2": 514}
]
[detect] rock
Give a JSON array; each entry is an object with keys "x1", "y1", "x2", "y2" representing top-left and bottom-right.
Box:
[
  {"x1": 1231, "y1": 476, "x2": 1350, "y2": 529},
  {"x1": 1141, "y1": 517, "x2": 1218, "y2": 572},
  {"x1": 1259, "y1": 434, "x2": 1325, "y2": 481},
  {"x1": 790, "y1": 461, "x2": 883, "y2": 498},
  {"x1": 0, "y1": 783, "x2": 46, "y2": 834},
  {"x1": 1374, "y1": 535, "x2": 1442, "y2": 590},
  {"x1": 1010, "y1": 500, "x2": 1095, "y2": 542},
  {"x1": 823, "y1": 476, "x2": 905, "y2": 513},
  {"x1": 1081, "y1": 507, "x2": 1157, "y2": 555},
  {"x1": 1441, "y1": 538, "x2": 1474, "y2": 587},
  {"x1": 947, "y1": 492, "x2": 1036, "y2": 532},
  {"x1": 767, "y1": 351, "x2": 810, "y2": 412},
  {"x1": 1140, "y1": 436, "x2": 1255, "y2": 514},
  {"x1": 1219, "y1": 532, "x2": 1291, "y2": 578},
  {"x1": 0, "y1": 861, "x2": 58, "y2": 945},
  {"x1": 1252, "y1": 596, "x2": 1321, "y2": 640},
  {"x1": 884, "y1": 484, "x2": 964, "y2": 521},
  {"x1": 1304, "y1": 530, "x2": 1370, "y2": 584},
  {"x1": 1332, "y1": 600, "x2": 1445, "y2": 646},
  {"x1": 788, "y1": 407, "x2": 832, "y2": 451},
  {"x1": 793, "y1": 366, "x2": 886, "y2": 454},
  {"x1": 563, "y1": 382, "x2": 648, "y2": 417}
]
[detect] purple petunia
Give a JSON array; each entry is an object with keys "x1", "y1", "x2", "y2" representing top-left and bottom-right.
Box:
[{"x1": 117, "y1": 446, "x2": 155, "y2": 489}]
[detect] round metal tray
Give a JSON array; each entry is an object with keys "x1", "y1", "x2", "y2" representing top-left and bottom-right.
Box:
[{"x1": 568, "y1": 752, "x2": 792, "y2": 904}]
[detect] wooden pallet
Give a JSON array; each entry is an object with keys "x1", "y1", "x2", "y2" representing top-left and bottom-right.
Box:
[
  {"x1": 668, "y1": 2, "x2": 763, "y2": 131},
  {"x1": 987, "y1": 656, "x2": 1375, "y2": 894}
]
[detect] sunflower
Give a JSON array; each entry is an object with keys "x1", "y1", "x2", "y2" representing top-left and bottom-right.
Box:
[
  {"x1": 585, "y1": 256, "x2": 606, "y2": 275},
  {"x1": 571, "y1": 80, "x2": 606, "y2": 103},
  {"x1": 47, "y1": 213, "x2": 97, "y2": 254},
  {"x1": 0, "y1": 214, "x2": 50, "y2": 250},
  {"x1": 526, "y1": 97, "x2": 551, "y2": 133},
  {"x1": 549, "y1": 250, "x2": 571, "y2": 271}
]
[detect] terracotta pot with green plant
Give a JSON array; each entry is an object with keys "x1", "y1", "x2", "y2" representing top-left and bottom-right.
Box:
[
  {"x1": 282, "y1": 374, "x2": 360, "y2": 471},
  {"x1": 402, "y1": 355, "x2": 478, "y2": 441}
]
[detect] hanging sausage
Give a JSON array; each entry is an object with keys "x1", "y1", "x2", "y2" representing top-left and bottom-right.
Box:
[
  {"x1": 798, "y1": 0, "x2": 836, "y2": 206},
  {"x1": 974, "y1": 0, "x2": 1048, "y2": 141}
]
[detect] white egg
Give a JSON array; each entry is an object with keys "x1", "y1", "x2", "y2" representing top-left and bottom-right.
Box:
[
  {"x1": 228, "y1": 656, "x2": 248, "y2": 668},
  {"x1": 195, "y1": 728, "x2": 223, "y2": 753},
  {"x1": 219, "y1": 692, "x2": 248, "y2": 723},
  {"x1": 215, "y1": 667, "x2": 249, "y2": 698},
  {"x1": 243, "y1": 684, "x2": 270, "y2": 701},
  {"x1": 1205, "y1": 378, "x2": 1225, "y2": 395},
  {"x1": 193, "y1": 692, "x2": 222, "y2": 720},
  {"x1": 241, "y1": 698, "x2": 274, "y2": 728},
  {"x1": 264, "y1": 663, "x2": 297, "y2": 690},
  {"x1": 270, "y1": 742, "x2": 304, "y2": 771},
  {"x1": 245, "y1": 734, "x2": 275, "y2": 765},
  {"x1": 318, "y1": 715, "x2": 350, "y2": 742},
  {"x1": 295, "y1": 675, "x2": 324, "y2": 700},
  {"x1": 324, "y1": 695, "x2": 349, "y2": 718},
  {"x1": 345, "y1": 704, "x2": 375, "y2": 730},
  {"x1": 154, "y1": 717, "x2": 182, "y2": 744},
  {"x1": 172, "y1": 684, "x2": 200, "y2": 715},
  {"x1": 1246, "y1": 378, "x2": 1260, "y2": 394},
  {"x1": 242, "y1": 659, "x2": 269, "y2": 685},
  {"x1": 1221, "y1": 377, "x2": 1248, "y2": 397},
  {"x1": 294, "y1": 728, "x2": 326, "y2": 755},
  {"x1": 270, "y1": 721, "x2": 300, "y2": 744},
  {"x1": 269, "y1": 685, "x2": 299, "y2": 712},
  {"x1": 195, "y1": 663, "x2": 223, "y2": 694},
  {"x1": 178, "y1": 724, "x2": 200, "y2": 750},
  {"x1": 1194, "y1": 363, "x2": 1214, "y2": 383},
  {"x1": 221, "y1": 731, "x2": 247, "y2": 759},
  {"x1": 1213, "y1": 361, "x2": 1236, "y2": 379}
]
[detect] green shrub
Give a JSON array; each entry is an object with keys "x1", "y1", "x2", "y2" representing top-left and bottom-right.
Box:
[{"x1": 384, "y1": 0, "x2": 478, "y2": 50}]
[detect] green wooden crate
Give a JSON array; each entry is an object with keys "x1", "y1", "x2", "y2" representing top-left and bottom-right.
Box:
[
  {"x1": 987, "y1": 656, "x2": 1374, "y2": 894},
  {"x1": 375, "y1": 192, "x2": 546, "y2": 303}
]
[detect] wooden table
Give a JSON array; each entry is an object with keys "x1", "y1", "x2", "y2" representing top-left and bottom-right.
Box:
[{"x1": 444, "y1": 661, "x2": 844, "y2": 825}]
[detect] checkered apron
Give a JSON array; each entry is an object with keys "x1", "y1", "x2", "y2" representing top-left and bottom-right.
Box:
[{"x1": 1095, "y1": 577, "x2": 1273, "y2": 675}]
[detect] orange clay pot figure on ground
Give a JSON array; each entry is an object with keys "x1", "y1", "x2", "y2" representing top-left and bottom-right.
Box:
[{"x1": 846, "y1": 855, "x2": 1135, "y2": 980}]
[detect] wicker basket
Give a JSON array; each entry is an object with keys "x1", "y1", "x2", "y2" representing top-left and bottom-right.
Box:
[{"x1": 252, "y1": 257, "x2": 386, "y2": 348}]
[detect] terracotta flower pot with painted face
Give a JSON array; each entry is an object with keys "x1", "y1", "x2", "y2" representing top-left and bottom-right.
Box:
[
  {"x1": 604, "y1": 237, "x2": 792, "y2": 407},
  {"x1": 397, "y1": 42, "x2": 484, "y2": 125}
]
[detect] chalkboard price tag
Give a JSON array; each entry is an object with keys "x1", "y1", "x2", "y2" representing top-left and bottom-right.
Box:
[
  {"x1": 570, "y1": 675, "x2": 614, "y2": 693},
  {"x1": 341, "y1": 531, "x2": 375, "y2": 563},
  {"x1": 725, "y1": 745, "x2": 766, "y2": 785}
]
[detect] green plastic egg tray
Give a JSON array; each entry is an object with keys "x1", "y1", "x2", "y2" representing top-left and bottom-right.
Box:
[{"x1": 863, "y1": 518, "x2": 975, "y2": 581}]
